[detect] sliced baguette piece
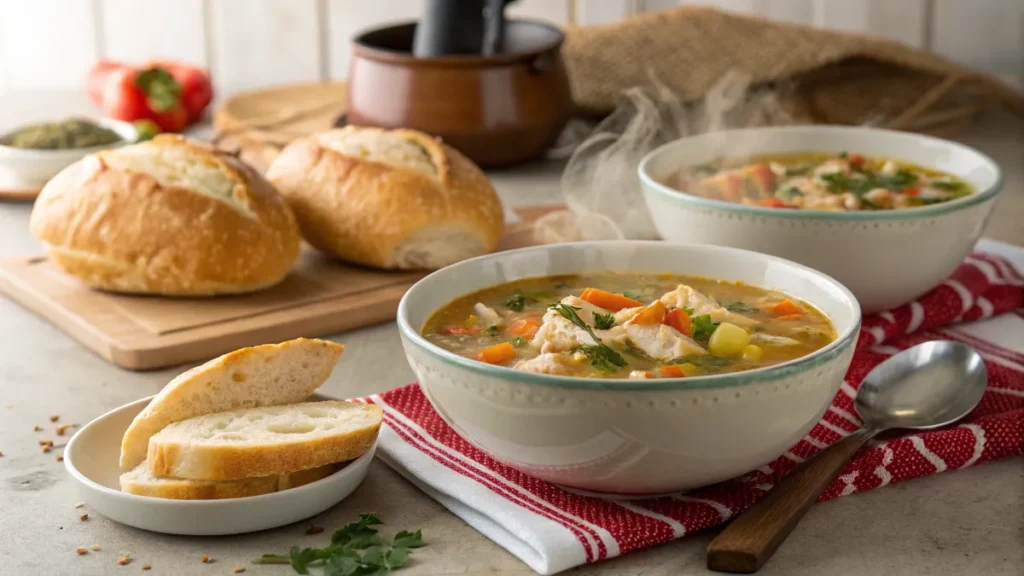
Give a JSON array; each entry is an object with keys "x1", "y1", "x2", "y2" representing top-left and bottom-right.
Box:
[
  {"x1": 120, "y1": 461, "x2": 339, "y2": 500},
  {"x1": 120, "y1": 338, "x2": 344, "y2": 471},
  {"x1": 147, "y1": 401, "x2": 382, "y2": 481}
]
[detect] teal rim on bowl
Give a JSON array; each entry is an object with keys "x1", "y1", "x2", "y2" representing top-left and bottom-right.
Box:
[
  {"x1": 397, "y1": 241, "x2": 862, "y2": 392},
  {"x1": 638, "y1": 125, "x2": 1004, "y2": 221}
]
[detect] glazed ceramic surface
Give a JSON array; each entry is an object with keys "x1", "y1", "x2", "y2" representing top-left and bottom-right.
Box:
[
  {"x1": 64, "y1": 393, "x2": 374, "y2": 536},
  {"x1": 639, "y1": 126, "x2": 1003, "y2": 314},
  {"x1": 0, "y1": 118, "x2": 136, "y2": 189},
  {"x1": 398, "y1": 242, "x2": 860, "y2": 495}
]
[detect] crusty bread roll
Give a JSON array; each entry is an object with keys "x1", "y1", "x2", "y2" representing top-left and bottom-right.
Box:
[
  {"x1": 120, "y1": 338, "x2": 344, "y2": 471},
  {"x1": 30, "y1": 134, "x2": 301, "y2": 296},
  {"x1": 266, "y1": 126, "x2": 504, "y2": 270}
]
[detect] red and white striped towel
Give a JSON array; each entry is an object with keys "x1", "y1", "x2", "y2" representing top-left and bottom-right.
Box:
[{"x1": 362, "y1": 244, "x2": 1024, "y2": 575}]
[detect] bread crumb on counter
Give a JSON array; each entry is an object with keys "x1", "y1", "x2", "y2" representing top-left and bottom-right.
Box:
[
  {"x1": 56, "y1": 455, "x2": 64, "y2": 462},
  {"x1": 75, "y1": 502, "x2": 86, "y2": 509},
  {"x1": 117, "y1": 554, "x2": 131, "y2": 566},
  {"x1": 56, "y1": 423, "x2": 77, "y2": 436},
  {"x1": 0, "y1": 450, "x2": 4, "y2": 457},
  {"x1": 41, "y1": 445, "x2": 51, "y2": 454},
  {"x1": 34, "y1": 425, "x2": 43, "y2": 432},
  {"x1": 39, "y1": 439, "x2": 54, "y2": 447},
  {"x1": 50, "y1": 415, "x2": 60, "y2": 422},
  {"x1": 305, "y1": 525, "x2": 324, "y2": 535},
  {"x1": 80, "y1": 513, "x2": 89, "y2": 521},
  {"x1": 90, "y1": 544, "x2": 101, "y2": 551},
  {"x1": 141, "y1": 564, "x2": 150, "y2": 570},
  {"x1": 76, "y1": 547, "x2": 88, "y2": 555},
  {"x1": 201, "y1": 554, "x2": 213, "y2": 563},
  {"x1": 233, "y1": 568, "x2": 246, "y2": 574}
]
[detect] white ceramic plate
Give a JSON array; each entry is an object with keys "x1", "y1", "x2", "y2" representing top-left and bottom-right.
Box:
[{"x1": 64, "y1": 393, "x2": 375, "y2": 536}]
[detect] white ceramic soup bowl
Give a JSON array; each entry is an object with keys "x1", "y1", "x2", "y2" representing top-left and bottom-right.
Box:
[
  {"x1": 397, "y1": 241, "x2": 860, "y2": 495},
  {"x1": 639, "y1": 125, "x2": 1003, "y2": 314}
]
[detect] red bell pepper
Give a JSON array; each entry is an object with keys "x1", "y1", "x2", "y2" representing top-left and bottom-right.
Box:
[{"x1": 85, "y1": 59, "x2": 213, "y2": 132}]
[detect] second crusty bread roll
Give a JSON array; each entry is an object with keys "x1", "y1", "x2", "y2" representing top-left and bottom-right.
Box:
[
  {"x1": 266, "y1": 126, "x2": 505, "y2": 270},
  {"x1": 30, "y1": 134, "x2": 301, "y2": 296}
]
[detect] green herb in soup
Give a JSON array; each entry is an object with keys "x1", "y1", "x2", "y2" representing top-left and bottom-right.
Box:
[
  {"x1": 669, "y1": 152, "x2": 973, "y2": 211},
  {"x1": 422, "y1": 273, "x2": 837, "y2": 379},
  {"x1": 1, "y1": 118, "x2": 122, "y2": 150}
]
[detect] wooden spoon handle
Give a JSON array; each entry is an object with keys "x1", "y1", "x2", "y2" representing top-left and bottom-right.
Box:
[{"x1": 706, "y1": 430, "x2": 871, "y2": 573}]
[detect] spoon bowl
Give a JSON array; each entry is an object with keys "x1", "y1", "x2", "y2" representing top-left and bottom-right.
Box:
[{"x1": 856, "y1": 341, "x2": 987, "y2": 431}]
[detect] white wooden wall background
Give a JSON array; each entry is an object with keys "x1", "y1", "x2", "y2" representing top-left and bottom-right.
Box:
[{"x1": 0, "y1": 0, "x2": 1021, "y2": 96}]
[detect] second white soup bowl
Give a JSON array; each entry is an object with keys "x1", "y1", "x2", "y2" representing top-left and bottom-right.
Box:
[
  {"x1": 639, "y1": 126, "x2": 1003, "y2": 314},
  {"x1": 397, "y1": 241, "x2": 860, "y2": 495}
]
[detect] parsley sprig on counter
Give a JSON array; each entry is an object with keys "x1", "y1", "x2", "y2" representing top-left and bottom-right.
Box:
[
  {"x1": 549, "y1": 303, "x2": 627, "y2": 372},
  {"x1": 254, "y1": 514, "x2": 425, "y2": 575}
]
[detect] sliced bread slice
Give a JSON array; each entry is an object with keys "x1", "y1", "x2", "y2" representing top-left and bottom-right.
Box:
[
  {"x1": 147, "y1": 401, "x2": 382, "y2": 481},
  {"x1": 120, "y1": 338, "x2": 344, "y2": 471},
  {"x1": 120, "y1": 461, "x2": 339, "y2": 500}
]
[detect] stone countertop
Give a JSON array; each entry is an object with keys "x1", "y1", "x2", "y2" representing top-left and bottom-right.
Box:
[{"x1": 1, "y1": 94, "x2": 1022, "y2": 575}]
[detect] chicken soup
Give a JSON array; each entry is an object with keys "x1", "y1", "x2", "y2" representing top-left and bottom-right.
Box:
[
  {"x1": 668, "y1": 152, "x2": 973, "y2": 211},
  {"x1": 423, "y1": 273, "x2": 837, "y2": 379}
]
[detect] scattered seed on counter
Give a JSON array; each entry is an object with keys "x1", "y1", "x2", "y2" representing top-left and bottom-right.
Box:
[
  {"x1": 56, "y1": 455, "x2": 64, "y2": 462},
  {"x1": 233, "y1": 568, "x2": 246, "y2": 574},
  {"x1": 56, "y1": 424, "x2": 77, "y2": 436},
  {"x1": 305, "y1": 525, "x2": 324, "y2": 535},
  {"x1": 75, "y1": 502, "x2": 85, "y2": 509},
  {"x1": 41, "y1": 445, "x2": 51, "y2": 454},
  {"x1": 141, "y1": 564, "x2": 151, "y2": 570},
  {"x1": 50, "y1": 415, "x2": 60, "y2": 422},
  {"x1": 0, "y1": 450, "x2": 4, "y2": 457},
  {"x1": 201, "y1": 555, "x2": 213, "y2": 563},
  {"x1": 39, "y1": 439, "x2": 54, "y2": 447},
  {"x1": 90, "y1": 545, "x2": 101, "y2": 551},
  {"x1": 76, "y1": 547, "x2": 88, "y2": 556},
  {"x1": 34, "y1": 425, "x2": 43, "y2": 432},
  {"x1": 117, "y1": 554, "x2": 131, "y2": 566},
  {"x1": 80, "y1": 514, "x2": 89, "y2": 521}
]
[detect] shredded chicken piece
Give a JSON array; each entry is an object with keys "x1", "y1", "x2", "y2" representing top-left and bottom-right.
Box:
[
  {"x1": 513, "y1": 353, "x2": 583, "y2": 375},
  {"x1": 624, "y1": 322, "x2": 706, "y2": 360},
  {"x1": 473, "y1": 303, "x2": 502, "y2": 327},
  {"x1": 659, "y1": 285, "x2": 758, "y2": 328},
  {"x1": 751, "y1": 333, "x2": 800, "y2": 346},
  {"x1": 529, "y1": 296, "x2": 617, "y2": 353},
  {"x1": 629, "y1": 370, "x2": 653, "y2": 379}
]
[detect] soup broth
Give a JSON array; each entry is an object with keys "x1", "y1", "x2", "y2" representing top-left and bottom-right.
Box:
[
  {"x1": 667, "y1": 152, "x2": 973, "y2": 211},
  {"x1": 423, "y1": 273, "x2": 837, "y2": 379}
]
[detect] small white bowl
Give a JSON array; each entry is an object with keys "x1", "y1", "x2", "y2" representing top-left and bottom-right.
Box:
[
  {"x1": 638, "y1": 125, "x2": 1003, "y2": 313},
  {"x1": 64, "y1": 393, "x2": 375, "y2": 536},
  {"x1": 398, "y1": 241, "x2": 860, "y2": 495},
  {"x1": 0, "y1": 117, "x2": 136, "y2": 190}
]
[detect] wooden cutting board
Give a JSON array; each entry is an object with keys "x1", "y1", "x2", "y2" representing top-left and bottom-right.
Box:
[{"x1": 0, "y1": 205, "x2": 562, "y2": 371}]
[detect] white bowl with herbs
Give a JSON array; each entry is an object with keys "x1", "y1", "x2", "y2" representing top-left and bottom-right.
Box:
[
  {"x1": 639, "y1": 125, "x2": 1003, "y2": 313},
  {"x1": 0, "y1": 117, "x2": 138, "y2": 191}
]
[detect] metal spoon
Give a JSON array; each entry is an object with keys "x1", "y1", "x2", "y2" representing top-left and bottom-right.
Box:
[{"x1": 706, "y1": 341, "x2": 987, "y2": 573}]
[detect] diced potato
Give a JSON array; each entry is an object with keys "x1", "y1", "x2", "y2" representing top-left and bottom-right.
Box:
[
  {"x1": 742, "y1": 344, "x2": 764, "y2": 362},
  {"x1": 708, "y1": 322, "x2": 750, "y2": 357}
]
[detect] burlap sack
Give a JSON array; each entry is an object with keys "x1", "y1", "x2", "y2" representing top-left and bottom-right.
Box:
[{"x1": 562, "y1": 6, "x2": 1024, "y2": 135}]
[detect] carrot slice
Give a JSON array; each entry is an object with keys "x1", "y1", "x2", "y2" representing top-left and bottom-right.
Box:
[
  {"x1": 632, "y1": 301, "x2": 667, "y2": 325},
  {"x1": 664, "y1": 308, "x2": 692, "y2": 335},
  {"x1": 443, "y1": 326, "x2": 482, "y2": 335},
  {"x1": 660, "y1": 365, "x2": 686, "y2": 378},
  {"x1": 507, "y1": 318, "x2": 542, "y2": 339},
  {"x1": 749, "y1": 164, "x2": 776, "y2": 195},
  {"x1": 579, "y1": 288, "x2": 643, "y2": 311},
  {"x1": 904, "y1": 188, "x2": 920, "y2": 197},
  {"x1": 476, "y1": 342, "x2": 517, "y2": 365},
  {"x1": 766, "y1": 299, "x2": 803, "y2": 316},
  {"x1": 848, "y1": 153, "x2": 866, "y2": 168},
  {"x1": 755, "y1": 198, "x2": 786, "y2": 208}
]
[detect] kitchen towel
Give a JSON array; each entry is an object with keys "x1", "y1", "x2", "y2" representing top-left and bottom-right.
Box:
[{"x1": 360, "y1": 243, "x2": 1024, "y2": 575}]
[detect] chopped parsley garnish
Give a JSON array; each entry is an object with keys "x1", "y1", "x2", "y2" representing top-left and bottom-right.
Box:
[
  {"x1": 784, "y1": 166, "x2": 811, "y2": 177},
  {"x1": 931, "y1": 180, "x2": 967, "y2": 191},
  {"x1": 549, "y1": 303, "x2": 626, "y2": 372},
  {"x1": 691, "y1": 314, "x2": 720, "y2": 341},
  {"x1": 503, "y1": 290, "x2": 532, "y2": 312},
  {"x1": 512, "y1": 337, "x2": 527, "y2": 347},
  {"x1": 593, "y1": 312, "x2": 615, "y2": 330},
  {"x1": 254, "y1": 513, "x2": 425, "y2": 574},
  {"x1": 820, "y1": 169, "x2": 917, "y2": 195},
  {"x1": 725, "y1": 302, "x2": 759, "y2": 313},
  {"x1": 487, "y1": 325, "x2": 500, "y2": 336},
  {"x1": 838, "y1": 151, "x2": 848, "y2": 158},
  {"x1": 622, "y1": 290, "x2": 643, "y2": 301},
  {"x1": 578, "y1": 345, "x2": 629, "y2": 372},
  {"x1": 776, "y1": 186, "x2": 803, "y2": 201}
]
